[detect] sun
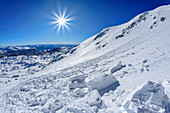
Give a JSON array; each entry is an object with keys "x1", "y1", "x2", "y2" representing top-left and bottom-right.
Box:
[
  {"x1": 58, "y1": 17, "x2": 66, "y2": 25},
  {"x1": 49, "y1": 8, "x2": 74, "y2": 32}
]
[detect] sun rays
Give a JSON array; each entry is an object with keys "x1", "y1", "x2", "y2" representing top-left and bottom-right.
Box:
[{"x1": 49, "y1": 8, "x2": 74, "y2": 33}]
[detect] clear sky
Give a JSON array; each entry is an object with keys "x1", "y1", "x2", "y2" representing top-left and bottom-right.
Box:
[{"x1": 0, "y1": 0, "x2": 170, "y2": 46}]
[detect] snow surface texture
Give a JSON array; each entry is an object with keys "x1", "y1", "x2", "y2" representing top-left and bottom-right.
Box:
[
  {"x1": 123, "y1": 81, "x2": 169, "y2": 113},
  {"x1": 1, "y1": 5, "x2": 170, "y2": 113},
  {"x1": 0, "y1": 46, "x2": 72, "y2": 84}
]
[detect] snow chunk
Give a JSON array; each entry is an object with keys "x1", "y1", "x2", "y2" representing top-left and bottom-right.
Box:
[
  {"x1": 110, "y1": 61, "x2": 126, "y2": 74},
  {"x1": 86, "y1": 90, "x2": 102, "y2": 107},
  {"x1": 71, "y1": 88, "x2": 90, "y2": 97},
  {"x1": 49, "y1": 102, "x2": 63, "y2": 113},
  {"x1": 98, "y1": 109, "x2": 114, "y2": 113},
  {"x1": 69, "y1": 75, "x2": 86, "y2": 90},
  {"x1": 123, "y1": 81, "x2": 169, "y2": 113},
  {"x1": 27, "y1": 99, "x2": 39, "y2": 107},
  {"x1": 41, "y1": 99, "x2": 63, "y2": 113},
  {"x1": 85, "y1": 72, "x2": 118, "y2": 92},
  {"x1": 60, "y1": 102, "x2": 95, "y2": 113}
]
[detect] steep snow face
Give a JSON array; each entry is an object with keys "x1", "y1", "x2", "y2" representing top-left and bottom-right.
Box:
[
  {"x1": 1, "y1": 5, "x2": 170, "y2": 113},
  {"x1": 71, "y1": 5, "x2": 169, "y2": 60}
]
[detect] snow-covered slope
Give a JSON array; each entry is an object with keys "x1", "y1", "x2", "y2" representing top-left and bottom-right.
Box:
[
  {"x1": 0, "y1": 46, "x2": 75, "y2": 85},
  {"x1": 42, "y1": 5, "x2": 170, "y2": 73},
  {"x1": 1, "y1": 5, "x2": 170, "y2": 113}
]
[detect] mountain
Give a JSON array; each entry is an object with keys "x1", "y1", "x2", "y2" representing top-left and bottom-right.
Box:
[
  {"x1": 0, "y1": 44, "x2": 77, "y2": 58},
  {"x1": 43, "y1": 5, "x2": 170, "y2": 74},
  {"x1": 1, "y1": 5, "x2": 170, "y2": 113},
  {"x1": 0, "y1": 44, "x2": 78, "y2": 54},
  {"x1": 0, "y1": 44, "x2": 76, "y2": 83}
]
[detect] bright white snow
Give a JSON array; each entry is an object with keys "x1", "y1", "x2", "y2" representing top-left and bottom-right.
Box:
[{"x1": 1, "y1": 5, "x2": 170, "y2": 113}]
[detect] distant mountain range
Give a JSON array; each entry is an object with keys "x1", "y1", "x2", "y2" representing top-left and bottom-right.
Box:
[{"x1": 0, "y1": 44, "x2": 78, "y2": 54}]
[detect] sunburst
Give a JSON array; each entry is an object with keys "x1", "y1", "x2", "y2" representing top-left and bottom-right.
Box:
[{"x1": 49, "y1": 8, "x2": 74, "y2": 32}]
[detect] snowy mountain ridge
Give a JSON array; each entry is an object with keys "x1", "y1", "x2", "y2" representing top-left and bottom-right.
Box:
[
  {"x1": 0, "y1": 44, "x2": 77, "y2": 54},
  {"x1": 42, "y1": 5, "x2": 169, "y2": 73},
  {"x1": 1, "y1": 5, "x2": 170, "y2": 113}
]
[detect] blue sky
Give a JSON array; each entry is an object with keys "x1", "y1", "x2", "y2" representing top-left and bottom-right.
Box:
[{"x1": 0, "y1": 0, "x2": 170, "y2": 46}]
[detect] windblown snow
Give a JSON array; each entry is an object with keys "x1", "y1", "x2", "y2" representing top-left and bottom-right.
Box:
[{"x1": 1, "y1": 5, "x2": 170, "y2": 113}]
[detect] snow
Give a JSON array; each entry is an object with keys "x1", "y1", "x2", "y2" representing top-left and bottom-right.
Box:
[
  {"x1": 110, "y1": 61, "x2": 126, "y2": 74},
  {"x1": 85, "y1": 72, "x2": 118, "y2": 92},
  {"x1": 85, "y1": 90, "x2": 102, "y2": 107},
  {"x1": 69, "y1": 75, "x2": 86, "y2": 90},
  {"x1": 123, "y1": 81, "x2": 169, "y2": 113},
  {"x1": 1, "y1": 5, "x2": 170, "y2": 113}
]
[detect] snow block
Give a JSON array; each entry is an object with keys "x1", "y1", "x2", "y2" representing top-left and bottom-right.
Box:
[
  {"x1": 61, "y1": 103, "x2": 95, "y2": 113},
  {"x1": 85, "y1": 72, "x2": 118, "y2": 95},
  {"x1": 110, "y1": 61, "x2": 126, "y2": 74},
  {"x1": 49, "y1": 103, "x2": 63, "y2": 113},
  {"x1": 71, "y1": 88, "x2": 89, "y2": 97},
  {"x1": 99, "y1": 81, "x2": 120, "y2": 96},
  {"x1": 123, "y1": 81, "x2": 169, "y2": 113},
  {"x1": 86, "y1": 90, "x2": 102, "y2": 107},
  {"x1": 69, "y1": 75, "x2": 86, "y2": 90},
  {"x1": 27, "y1": 99, "x2": 40, "y2": 107}
]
